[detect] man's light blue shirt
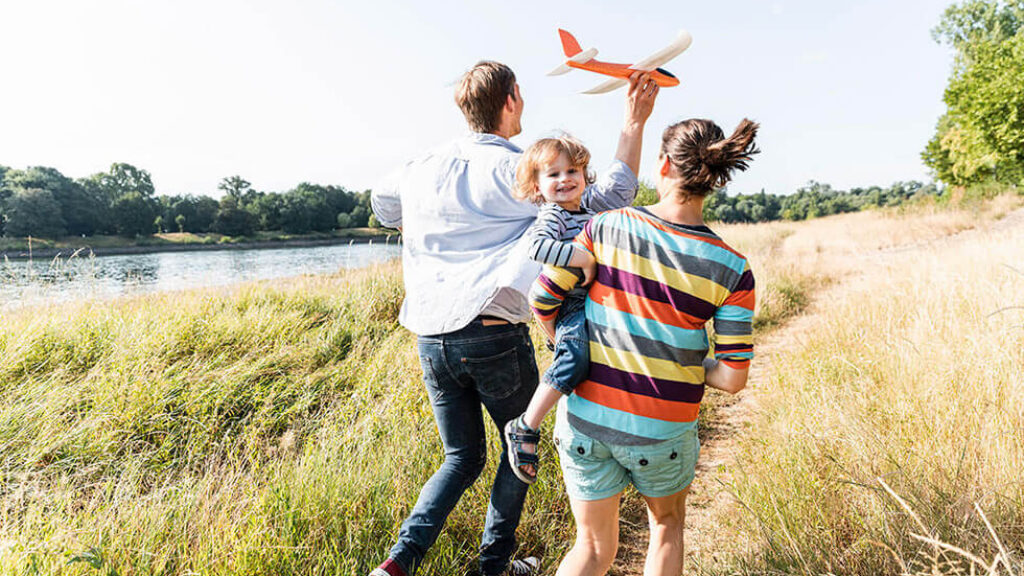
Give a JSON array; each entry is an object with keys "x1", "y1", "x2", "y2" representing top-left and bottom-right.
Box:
[{"x1": 372, "y1": 133, "x2": 638, "y2": 336}]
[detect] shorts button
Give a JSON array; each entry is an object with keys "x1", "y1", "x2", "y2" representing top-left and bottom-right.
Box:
[
  {"x1": 577, "y1": 446, "x2": 585, "y2": 455},
  {"x1": 639, "y1": 458, "x2": 648, "y2": 466},
  {"x1": 670, "y1": 451, "x2": 678, "y2": 460}
]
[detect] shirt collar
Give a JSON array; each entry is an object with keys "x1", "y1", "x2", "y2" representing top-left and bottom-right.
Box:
[{"x1": 467, "y1": 132, "x2": 523, "y2": 153}]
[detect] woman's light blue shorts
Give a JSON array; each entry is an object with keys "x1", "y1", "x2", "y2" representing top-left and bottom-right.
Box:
[{"x1": 553, "y1": 415, "x2": 700, "y2": 501}]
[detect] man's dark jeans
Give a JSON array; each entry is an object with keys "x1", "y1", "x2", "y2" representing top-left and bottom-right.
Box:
[{"x1": 389, "y1": 320, "x2": 539, "y2": 576}]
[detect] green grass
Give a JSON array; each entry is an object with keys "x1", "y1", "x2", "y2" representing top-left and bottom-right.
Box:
[
  {"x1": 0, "y1": 264, "x2": 574, "y2": 575},
  {"x1": 5, "y1": 197, "x2": 1019, "y2": 575}
]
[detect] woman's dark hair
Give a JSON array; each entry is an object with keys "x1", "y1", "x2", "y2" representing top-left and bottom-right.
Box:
[{"x1": 660, "y1": 118, "x2": 760, "y2": 198}]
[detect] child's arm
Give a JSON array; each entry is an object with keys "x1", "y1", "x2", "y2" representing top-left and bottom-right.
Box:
[
  {"x1": 527, "y1": 206, "x2": 597, "y2": 286},
  {"x1": 527, "y1": 204, "x2": 581, "y2": 266},
  {"x1": 528, "y1": 265, "x2": 580, "y2": 339}
]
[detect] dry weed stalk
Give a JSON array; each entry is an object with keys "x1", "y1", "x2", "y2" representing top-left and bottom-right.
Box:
[{"x1": 878, "y1": 477, "x2": 1020, "y2": 576}]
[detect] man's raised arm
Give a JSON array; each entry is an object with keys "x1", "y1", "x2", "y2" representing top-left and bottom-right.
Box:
[{"x1": 582, "y1": 72, "x2": 660, "y2": 213}]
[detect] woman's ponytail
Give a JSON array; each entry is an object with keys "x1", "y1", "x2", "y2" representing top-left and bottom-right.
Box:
[{"x1": 661, "y1": 118, "x2": 760, "y2": 198}]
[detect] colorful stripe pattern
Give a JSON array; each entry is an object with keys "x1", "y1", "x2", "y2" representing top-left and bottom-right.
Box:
[{"x1": 535, "y1": 207, "x2": 755, "y2": 443}]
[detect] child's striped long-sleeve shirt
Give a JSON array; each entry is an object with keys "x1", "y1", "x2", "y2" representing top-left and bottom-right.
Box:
[
  {"x1": 526, "y1": 203, "x2": 593, "y2": 317},
  {"x1": 531, "y1": 206, "x2": 755, "y2": 445}
]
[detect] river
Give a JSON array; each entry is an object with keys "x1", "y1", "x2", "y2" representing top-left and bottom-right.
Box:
[{"x1": 0, "y1": 241, "x2": 401, "y2": 310}]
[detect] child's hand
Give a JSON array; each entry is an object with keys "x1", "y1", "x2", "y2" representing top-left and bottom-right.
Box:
[
  {"x1": 579, "y1": 253, "x2": 597, "y2": 287},
  {"x1": 568, "y1": 247, "x2": 597, "y2": 286}
]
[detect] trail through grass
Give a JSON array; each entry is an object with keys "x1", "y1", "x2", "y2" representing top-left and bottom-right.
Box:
[{"x1": 679, "y1": 196, "x2": 1024, "y2": 575}]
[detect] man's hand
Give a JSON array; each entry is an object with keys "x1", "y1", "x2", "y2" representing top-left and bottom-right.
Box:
[
  {"x1": 567, "y1": 247, "x2": 597, "y2": 287},
  {"x1": 625, "y1": 71, "x2": 659, "y2": 128},
  {"x1": 615, "y1": 72, "x2": 660, "y2": 176}
]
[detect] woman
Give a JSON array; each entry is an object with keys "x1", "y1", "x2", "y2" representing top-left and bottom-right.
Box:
[{"x1": 532, "y1": 118, "x2": 759, "y2": 575}]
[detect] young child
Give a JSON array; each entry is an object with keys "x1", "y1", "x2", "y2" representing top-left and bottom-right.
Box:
[{"x1": 503, "y1": 134, "x2": 601, "y2": 484}]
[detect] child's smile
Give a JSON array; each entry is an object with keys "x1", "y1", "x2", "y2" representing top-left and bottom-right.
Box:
[{"x1": 538, "y1": 152, "x2": 586, "y2": 210}]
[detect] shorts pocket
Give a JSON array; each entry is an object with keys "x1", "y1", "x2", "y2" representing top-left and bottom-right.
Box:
[
  {"x1": 555, "y1": 430, "x2": 596, "y2": 461},
  {"x1": 461, "y1": 346, "x2": 521, "y2": 400},
  {"x1": 627, "y1": 429, "x2": 700, "y2": 495}
]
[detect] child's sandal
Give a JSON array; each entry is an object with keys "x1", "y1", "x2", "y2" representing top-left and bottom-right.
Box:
[{"x1": 503, "y1": 415, "x2": 541, "y2": 484}]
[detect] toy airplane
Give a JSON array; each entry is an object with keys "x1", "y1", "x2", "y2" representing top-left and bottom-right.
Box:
[{"x1": 548, "y1": 28, "x2": 693, "y2": 94}]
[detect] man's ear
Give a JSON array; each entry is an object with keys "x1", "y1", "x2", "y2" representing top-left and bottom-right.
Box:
[{"x1": 505, "y1": 93, "x2": 517, "y2": 112}]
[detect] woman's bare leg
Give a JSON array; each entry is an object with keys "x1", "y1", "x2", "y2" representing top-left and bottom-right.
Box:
[
  {"x1": 641, "y1": 486, "x2": 690, "y2": 576},
  {"x1": 555, "y1": 493, "x2": 622, "y2": 576}
]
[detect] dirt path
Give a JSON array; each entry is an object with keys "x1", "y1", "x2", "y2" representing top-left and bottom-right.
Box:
[{"x1": 611, "y1": 205, "x2": 1024, "y2": 575}]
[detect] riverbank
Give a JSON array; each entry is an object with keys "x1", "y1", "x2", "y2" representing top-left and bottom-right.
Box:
[{"x1": 0, "y1": 228, "x2": 399, "y2": 260}]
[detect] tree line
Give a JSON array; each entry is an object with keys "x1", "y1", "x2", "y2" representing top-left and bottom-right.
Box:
[
  {"x1": 0, "y1": 163, "x2": 379, "y2": 239},
  {"x1": 634, "y1": 179, "x2": 942, "y2": 224}
]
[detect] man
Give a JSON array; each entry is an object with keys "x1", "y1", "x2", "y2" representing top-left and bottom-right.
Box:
[{"x1": 369, "y1": 61, "x2": 658, "y2": 576}]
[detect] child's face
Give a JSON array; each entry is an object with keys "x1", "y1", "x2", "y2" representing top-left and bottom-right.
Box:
[{"x1": 537, "y1": 152, "x2": 586, "y2": 210}]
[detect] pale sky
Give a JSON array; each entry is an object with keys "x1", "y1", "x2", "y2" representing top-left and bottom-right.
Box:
[{"x1": 0, "y1": 0, "x2": 954, "y2": 197}]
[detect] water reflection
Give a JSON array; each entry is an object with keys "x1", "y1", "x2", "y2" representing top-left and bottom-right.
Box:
[{"x1": 1, "y1": 242, "x2": 401, "y2": 309}]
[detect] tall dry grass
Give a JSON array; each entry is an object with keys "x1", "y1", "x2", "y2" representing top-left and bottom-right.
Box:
[
  {"x1": 1, "y1": 196, "x2": 1020, "y2": 575},
  {"x1": 697, "y1": 198, "x2": 1024, "y2": 575}
]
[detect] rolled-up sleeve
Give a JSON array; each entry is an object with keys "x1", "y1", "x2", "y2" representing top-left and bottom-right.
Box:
[
  {"x1": 371, "y1": 169, "x2": 404, "y2": 229},
  {"x1": 580, "y1": 159, "x2": 639, "y2": 213},
  {"x1": 713, "y1": 266, "x2": 755, "y2": 369}
]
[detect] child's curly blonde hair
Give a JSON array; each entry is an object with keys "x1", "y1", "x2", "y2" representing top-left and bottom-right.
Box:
[{"x1": 514, "y1": 134, "x2": 596, "y2": 204}]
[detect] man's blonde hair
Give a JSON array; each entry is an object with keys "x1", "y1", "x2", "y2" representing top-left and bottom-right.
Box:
[
  {"x1": 455, "y1": 61, "x2": 517, "y2": 134},
  {"x1": 514, "y1": 135, "x2": 596, "y2": 204}
]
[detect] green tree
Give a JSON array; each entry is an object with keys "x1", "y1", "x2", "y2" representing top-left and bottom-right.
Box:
[
  {"x1": 218, "y1": 176, "x2": 254, "y2": 203},
  {"x1": 111, "y1": 193, "x2": 159, "y2": 237},
  {"x1": 0, "y1": 165, "x2": 10, "y2": 235},
  {"x1": 252, "y1": 192, "x2": 285, "y2": 231},
  {"x1": 102, "y1": 163, "x2": 155, "y2": 199},
  {"x1": 633, "y1": 180, "x2": 658, "y2": 206},
  {"x1": 279, "y1": 194, "x2": 313, "y2": 234},
  {"x1": 925, "y1": 1, "x2": 1024, "y2": 185},
  {"x1": 214, "y1": 195, "x2": 257, "y2": 236},
  {"x1": 932, "y1": 0, "x2": 1023, "y2": 55},
  {"x1": 350, "y1": 206, "x2": 369, "y2": 228},
  {"x1": 175, "y1": 214, "x2": 186, "y2": 233},
  {"x1": 5, "y1": 188, "x2": 67, "y2": 238},
  {"x1": 170, "y1": 195, "x2": 219, "y2": 233},
  {"x1": 290, "y1": 183, "x2": 335, "y2": 232},
  {"x1": 5, "y1": 166, "x2": 105, "y2": 236}
]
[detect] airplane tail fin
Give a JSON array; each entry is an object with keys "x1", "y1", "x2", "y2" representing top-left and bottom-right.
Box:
[
  {"x1": 558, "y1": 29, "x2": 582, "y2": 57},
  {"x1": 549, "y1": 29, "x2": 597, "y2": 76}
]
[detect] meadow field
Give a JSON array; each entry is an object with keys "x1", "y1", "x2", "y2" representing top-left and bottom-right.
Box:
[{"x1": 0, "y1": 195, "x2": 1021, "y2": 575}]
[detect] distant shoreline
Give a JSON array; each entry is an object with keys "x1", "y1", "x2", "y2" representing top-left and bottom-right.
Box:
[{"x1": 0, "y1": 233, "x2": 401, "y2": 261}]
